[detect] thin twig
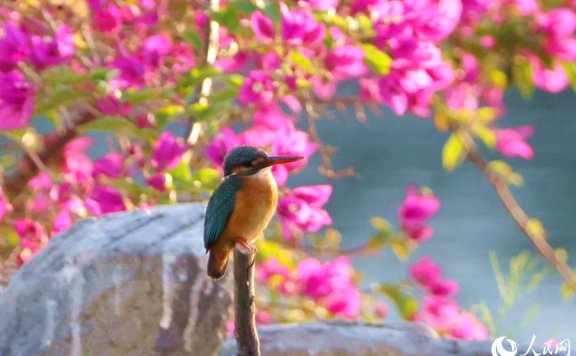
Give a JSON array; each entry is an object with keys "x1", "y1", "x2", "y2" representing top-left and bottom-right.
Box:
[
  {"x1": 184, "y1": 0, "x2": 220, "y2": 145},
  {"x1": 233, "y1": 249, "x2": 260, "y2": 356},
  {"x1": 459, "y1": 130, "x2": 576, "y2": 290},
  {"x1": 303, "y1": 96, "x2": 356, "y2": 178}
]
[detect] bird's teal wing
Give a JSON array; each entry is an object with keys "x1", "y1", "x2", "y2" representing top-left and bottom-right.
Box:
[{"x1": 204, "y1": 177, "x2": 242, "y2": 251}]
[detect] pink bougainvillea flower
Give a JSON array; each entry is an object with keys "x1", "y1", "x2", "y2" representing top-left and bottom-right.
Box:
[
  {"x1": 411, "y1": 0, "x2": 462, "y2": 42},
  {"x1": 93, "y1": 152, "x2": 124, "y2": 178},
  {"x1": 0, "y1": 187, "x2": 12, "y2": 223},
  {"x1": 544, "y1": 36, "x2": 576, "y2": 61},
  {"x1": 325, "y1": 288, "x2": 362, "y2": 318},
  {"x1": 297, "y1": 256, "x2": 351, "y2": 298},
  {"x1": 146, "y1": 173, "x2": 166, "y2": 192},
  {"x1": 205, "y1": 127, "x2": 240, "y2": 168},
  {"x1": 0, "y1": 22, "x2": 30, "y2": 72},
  {"x1": 152, "y1": 131, "x2": 187, "y2": 171},
  {"x1": 310, "y1": 76, "x2": 338, "y2": 101},
  {"x1": 448, "y1": 311, "x2": 489, "y2": 340},
  {"x1": 281, "y1": 4, "x2": 326, "y2": 46},
  {"x1": 495, "y1": 125, "x2": 535, "y2": 160},
  {"x1": 139, "y1": 34, "x2": 173, "y2": 68},
  {"x1": 530, "y1": 57, "x2": 569, "y2": 93},
  {"x1": 398, "y1": 185, "x2": 441, "y2": 242},
  {"x1": 86, "y1": 186, "x2": 126, "y2": 216},
  {"x1": 324, "y1": 45, "x2": 368, "y2": 79},
  {"x1": 255, "y1": 310, "x2": 273, "y2": 324},
  {"x1": 171, "y1": 42, "x2": 196, "y2": 74},
  {"x1": 378, "y1": 75, "x2": 409, "y2": 116},
  {"x1": 410, "y1": 256, "x2": 459, "y2": 296},
  {"x1": 300, "y1": 0, "x2": 339, "y2": 11},
  {"x1": 278, "y1": 185, "x2": 333, "y2": 237},
  {"x1": 92, "y1": 2, "x2": 123, "y2": 34},
  {"x1": 257, "y1": 257, "x2": 290, "y2": 283},
  {"x1": 15, "y1": 218, "x2": 48, "y2": 266},
  {"x1": 428, "y1": 279, "x2": 460, "y2": 297},
  {"x1": 0, "y1": 70, "x2": 36, "y2": 130},
  {"x1": 52, "y1": 210, "x2": 72, "y2": 235},
  {"x1": 62, "y1": 137, "x2": 94, "y2": 183},
  {"x1": 238, "y1": 70, "x2": 276, "y2": 105},
  {"x1": 30, "y1": 24, "x2": 75, "y2": 70},
  {"x1": 537, "y1": 8, "x2": 576, "y2": 38},
  {"x1": 295, "y1": 256, "x2": 361, "y2": 318},
  {"x1": 409, "y1": 256, "x2": 442, "y2": 288},
  {"x1": 251, "y1": 11, "x2": 275, "y2": 43},
  {"x1": 97, "y1": 96, "x2": 131, "y2": 116},
  {"x1": 417, "y1": 296, "x2": 460, "y2": 332},
  {"x1": 109, "y1": 55, "x2": 146, "y2": 90}
]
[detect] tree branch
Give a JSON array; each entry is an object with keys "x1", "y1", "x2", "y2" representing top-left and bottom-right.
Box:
[
  {"x1": 184, "y1": 0, "x2": 220, "y2": 145},
  {"x1": 233, "y1": 249, "x2": 260, "y2": 356},
  {"x1": 3, "y1": 110, "x2": 97, "y2": 204},
  {"x1": 460, "y1": 130, "x2": 576, "y2": 291}
]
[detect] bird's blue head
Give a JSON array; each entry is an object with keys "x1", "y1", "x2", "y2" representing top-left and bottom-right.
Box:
[{"x1": 223, "y1": 146, "x2": 303, "y2": 177}]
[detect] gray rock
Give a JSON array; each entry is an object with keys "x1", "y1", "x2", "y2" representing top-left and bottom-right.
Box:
[
  {"x1": 0, "y1": 204, "x2": 232, "y2": 356},
  {"x1": 221, "y1": 321, "x2": 491, "y2": 356}
]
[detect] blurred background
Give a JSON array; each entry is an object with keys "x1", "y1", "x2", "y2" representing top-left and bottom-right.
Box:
[{"x1": 290, "y1": 88, "x2": 576, "y2": 340}]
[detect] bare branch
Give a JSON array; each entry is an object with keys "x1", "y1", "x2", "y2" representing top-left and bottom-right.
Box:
[
  {"x1": 233, "y1": 249, "x2": 260, "y2": 356},
  {"x1": 459, "y1": 130, "x2": 576, "y2": 291}
]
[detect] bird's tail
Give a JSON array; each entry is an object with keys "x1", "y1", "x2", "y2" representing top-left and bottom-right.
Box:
[{"x1": 207, "y1": 247, "x2": 231, "y2": 280}]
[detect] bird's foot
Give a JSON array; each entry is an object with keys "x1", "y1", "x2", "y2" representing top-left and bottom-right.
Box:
[{"x1": 235, "y1": 238, "x2": 258, "y2": 255}]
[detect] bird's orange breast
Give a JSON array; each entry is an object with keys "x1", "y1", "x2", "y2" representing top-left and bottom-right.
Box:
[{"x1": 221, "y1": 168, "x2": 278, "y2": 244}]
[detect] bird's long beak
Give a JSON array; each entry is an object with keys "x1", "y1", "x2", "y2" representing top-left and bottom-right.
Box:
[{"x1": 263, "y1": 155, "x2": 303, "y2": 167}]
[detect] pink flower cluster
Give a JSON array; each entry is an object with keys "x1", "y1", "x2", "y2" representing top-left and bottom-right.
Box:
[
  {"x1": 258, "y1": 256, "x2": 361, "y2": 319},
  {"x1": 410, "y1": 256, "x2": 488, "y2": 340},
  {"x1": 277, "y1": 185, "x2": 333, "y2": 239},
  {"x1": 398, "y1": 185, "x2": 441, "y2": 242},
  {"x1": 16, "y1": 129, "x2": 188, "y2": 264},
  {"x1": 495, "y1": 125, "x2": 535, "y2": 160}
]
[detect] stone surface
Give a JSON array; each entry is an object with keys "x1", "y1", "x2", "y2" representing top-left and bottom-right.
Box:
[
  {"x1": 0, "y1": 204, "x2": 232, "y2": 356},
  {"x1": 220, "y1": 321, "x2": 556, "y2": 356}
]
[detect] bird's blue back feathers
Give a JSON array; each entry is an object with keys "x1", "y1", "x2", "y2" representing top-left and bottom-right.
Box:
[{"x1": 204, "y1": 176, "x2": 242, "y2": 251}]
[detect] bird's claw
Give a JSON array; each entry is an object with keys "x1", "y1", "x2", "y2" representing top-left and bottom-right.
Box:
[{"x1": 235, "y1": 238, "x2": 258, "y2": 255}]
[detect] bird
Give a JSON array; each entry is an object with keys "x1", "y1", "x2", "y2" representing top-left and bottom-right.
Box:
[{"x1": 203, "y1": 145, "x2": 303, "y2": 279}]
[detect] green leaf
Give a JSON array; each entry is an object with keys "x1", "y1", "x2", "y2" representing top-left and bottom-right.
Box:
[
  {"x1": 263, "y1": 2, "x2": 280, "y2": 23},
  {"x1": 563, "y1": 62, "x2": 576, "y2": 92},
  {"x1": 182, "y1": 30, "x2": 203, "y2": 50},
  {"x1": 442, "y1": 133, "x2": 466, "y2": 172},
  {"x1": 289, "y1": 52, "x2": 314, "y2": 73},
  {"x1": 474, "y1": 125, "x2": 496, "y2": 149},
  {"x1": 35, "y1": 90, "x2": 88, "y2": 115},
  {"x1": 156, "y1": 105, "x2": 185, "y2": 124},
  {"x1": 371, "y1": 217, "x2": 390, "y2": 232},
  {"x1": 79, "y1": 116, "x2": 139, "y2": 133},
  {"x1": 186, "y1": 101, "x2": 232, "y2": 122},
  {"x1": 169, "y1": 160, "x2": 192, "y2": 183},
  {"x1": 229, "y1": 1, "x2": 258, "y2": 15},
  {"x1": 210, "y1": 8, "x2": 240, "y2": 32},
  {"x1": 375, "y1": 283, "x2": 418, "y2": 320},
  {"x1": 361, "y1": 44, "x2": 392, "y2": 75},
  {"x1": 0, "y1": 226, "x2": 20, "y2": 258},
  {"x1": 178, "y1": 66, "x2": 220, "y2": 88},
  {"x1": 42, "y1": 66, "x2": 91, "y2": 85},
  {"x1": 122, "y1": 88, "x2": 172, "y2": 105},
  {"x1": 513, "y1": 56, "x2": 534, "y2": 98},
  {"x1": 561, "y1": 283, "x2": 575, "y2": 300}
]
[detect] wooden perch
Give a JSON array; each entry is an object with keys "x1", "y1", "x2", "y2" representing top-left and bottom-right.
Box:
[{"x1": 233, "y1": 249, "x2": 260, "y2": 356}]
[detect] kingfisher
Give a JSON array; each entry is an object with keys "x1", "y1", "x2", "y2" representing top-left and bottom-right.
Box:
[{"x1": 203, "y1": 146, "x2": 303, "y2": 279}]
